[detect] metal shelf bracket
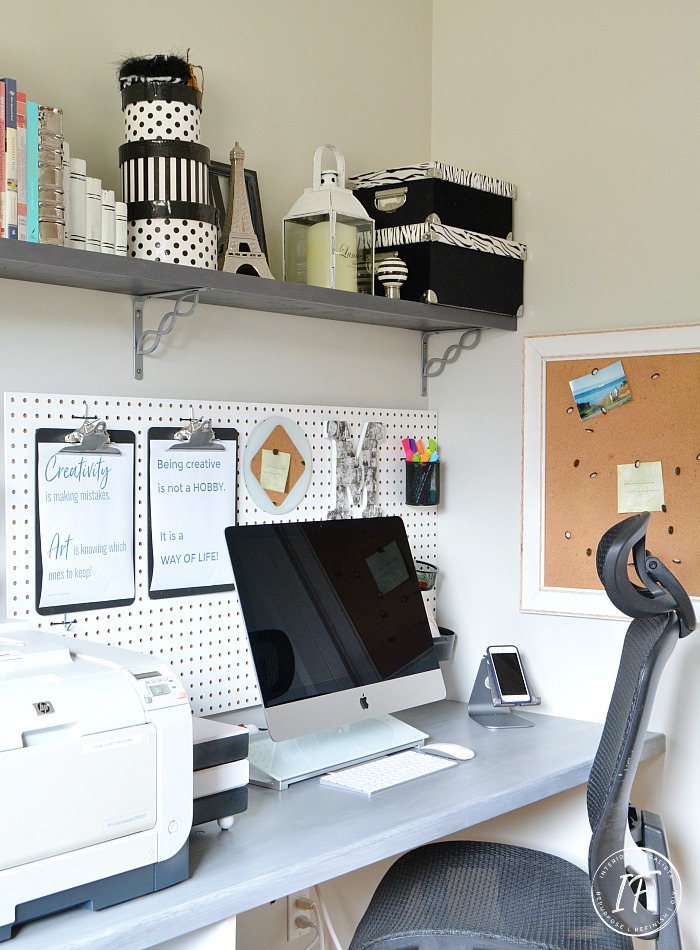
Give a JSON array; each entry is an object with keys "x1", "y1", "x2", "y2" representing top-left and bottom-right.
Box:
[
  {"x1": 133, "y1": 288, "x2": 203, "y2": 380},
  {"x1": 421, "y1": 327, "x2": 482, "y2": 396}
]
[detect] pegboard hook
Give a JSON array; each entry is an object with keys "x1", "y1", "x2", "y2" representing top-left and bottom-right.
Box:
[
  {"x1": 50, "y1": 614, "x2": 78, "y2": 632},
  {"x1": 71, "y1": 400, "x2": 97, "y2": 423}
]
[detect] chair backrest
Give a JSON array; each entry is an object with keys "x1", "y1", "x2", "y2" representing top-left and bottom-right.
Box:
[{"x1": 586, "y1": 513, "x2": 695, "y2": 931}]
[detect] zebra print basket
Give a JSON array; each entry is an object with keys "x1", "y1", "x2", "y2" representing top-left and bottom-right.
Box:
[
  {"x1": 350, "y1": 161, "x2": 516, "y2": 239},
  {"x1": 374, "y1": 221, "x2": 525, "y2": 315},
  {"x1": 350, "y1": 161, "x2": 515, "y2": 197}
]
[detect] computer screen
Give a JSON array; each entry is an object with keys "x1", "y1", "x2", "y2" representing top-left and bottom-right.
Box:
[{"x1": 225, "y1": 516, "x2": 445, "y2": 743}]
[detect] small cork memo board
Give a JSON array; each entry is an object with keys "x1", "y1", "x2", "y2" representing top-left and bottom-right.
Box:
[
  {"x1": 249, "y1": 423, "x2": 307, "y2": 509},
  {"x1": 544, "y1": 351, "x2": 700, "y2": 596}
]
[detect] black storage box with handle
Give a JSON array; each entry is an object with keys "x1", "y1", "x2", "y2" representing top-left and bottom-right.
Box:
[
  {"x1": 375, "y1": 221, "x2": 525, "y2": 315},
  {"x1": 349, "y1": 162, "x2": 515, "y2": 239}
]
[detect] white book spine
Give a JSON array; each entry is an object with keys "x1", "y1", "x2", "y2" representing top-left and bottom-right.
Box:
[
  {"x1": 86, "y1": 175, "x2": 101, "y2": 252},
  {"x1": 100, "y1": 189, "x2": 115, "y2": 253},
  {"x1": 115, "y1": 201, "x2": 128, "y2": 256},
  {"x1": 69, "y1": 157, "x2": 87, "y2": 250}
]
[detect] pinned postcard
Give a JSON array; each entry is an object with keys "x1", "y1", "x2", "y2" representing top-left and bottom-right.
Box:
[
  {"x1": 618, "y1": 461, "x2": 665, "y2": 512},
  {"x1": 569, "y1": 360, "x2": 631, "y2": 421}
]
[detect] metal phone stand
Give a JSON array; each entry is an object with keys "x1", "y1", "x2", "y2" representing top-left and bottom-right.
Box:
[{"x1": 468, "y1": 657, "x2": 541, "y2": 729}]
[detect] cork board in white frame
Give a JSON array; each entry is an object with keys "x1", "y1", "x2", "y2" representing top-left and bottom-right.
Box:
[{"x1": 521, "y1": 323, "x2": 700, "y2": 619}]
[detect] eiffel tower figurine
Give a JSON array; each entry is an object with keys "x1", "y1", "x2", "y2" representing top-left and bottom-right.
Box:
[{"x1": 220, "y1": 142, "x2": 273, "y2": 277}]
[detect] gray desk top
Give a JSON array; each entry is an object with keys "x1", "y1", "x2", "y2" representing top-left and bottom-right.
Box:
[{"x1": 8, "y1": 702, "x2": 665, "y2": 950}]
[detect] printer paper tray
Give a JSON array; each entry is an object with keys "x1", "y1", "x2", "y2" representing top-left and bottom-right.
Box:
[{"x1": 1, "y1": 723, "x2": 157, "y2": 871}]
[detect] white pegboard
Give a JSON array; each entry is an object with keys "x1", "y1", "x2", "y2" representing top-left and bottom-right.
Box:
[{"x1": 4, "y1": 392, "x2": 438, "y2": 715}]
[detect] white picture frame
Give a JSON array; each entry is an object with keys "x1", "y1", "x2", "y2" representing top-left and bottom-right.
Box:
[{"x1": 521, "y1": 323, "x2": 700, "y2": 619}]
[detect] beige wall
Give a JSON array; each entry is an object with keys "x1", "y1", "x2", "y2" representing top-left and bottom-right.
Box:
[
  {"x1": 1, "y1": 0, "x2": 432, "y2": 280},
  {"x1": 1, "y1": 1, "x2": 698, "y2": 946},
  {"x1": 431, "y1": 2, "x2": 700, "y2": 947}
]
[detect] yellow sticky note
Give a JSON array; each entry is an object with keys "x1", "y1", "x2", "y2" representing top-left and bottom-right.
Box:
[
  {"x1": 617, "y1": 461, "x2": 665, "y2": 513},
  {"x1": 260, "y1": 449, "x2": 291, "y2": 494}
]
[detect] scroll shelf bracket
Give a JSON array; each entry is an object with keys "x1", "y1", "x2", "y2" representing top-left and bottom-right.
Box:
[
  {"x1": 421, "y1": 327, "x2": 481, "y2": 396},
  {"x1": 133, "y1": 288, "x2": 204, "y2": 380}
]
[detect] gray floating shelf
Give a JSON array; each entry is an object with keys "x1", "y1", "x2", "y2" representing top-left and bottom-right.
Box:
[{"x1": 0, "y1": 239, "x2": 518, "y2": 334}]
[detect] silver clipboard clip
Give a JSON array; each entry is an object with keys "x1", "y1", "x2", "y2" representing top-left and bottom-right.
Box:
[
  {"x1": 60, "y1": 406, "x2": 121, "y2": 456},
  {"x1": 170, "y1": 416, "x2": 224, "y2": 451}
]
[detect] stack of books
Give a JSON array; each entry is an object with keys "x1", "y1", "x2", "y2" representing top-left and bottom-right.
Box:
[
  {"x1": 1, "y1": 75, "x2": 127, "y2": 254},
  {"x1": 1, "y1": 76, "x2": 34, "y2": 241}
]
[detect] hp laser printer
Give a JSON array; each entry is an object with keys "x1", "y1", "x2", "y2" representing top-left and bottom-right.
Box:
[{"x1": 0, "y1": 622, "x2": 193, "y2": 941}]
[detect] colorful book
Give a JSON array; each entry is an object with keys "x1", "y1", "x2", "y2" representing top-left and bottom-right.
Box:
[
  {"x1": 16, "y1": 91, "x2": 27, "y2": 239},
  {"x1": 1, "y1": 77, "x2": 18, "y2": 238},
  {"x1": 26, "y1": 100, "x2": 39, "y2": 242},
  {"x1": 0, "y1": 80, "x2": 6, "y2": 238}
]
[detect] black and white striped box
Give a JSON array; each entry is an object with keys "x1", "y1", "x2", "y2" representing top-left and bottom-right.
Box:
[
  {"x1": 119, "y1": 140, "x2": 210, "y2": 204},
  {"x1": 119, "y1": 80, "x2": 217, "y2": 269}
]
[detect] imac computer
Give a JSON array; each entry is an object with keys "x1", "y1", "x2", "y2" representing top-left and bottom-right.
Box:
[{"x1": 224, "y1": 516, "x2": 446, "y2": 788}]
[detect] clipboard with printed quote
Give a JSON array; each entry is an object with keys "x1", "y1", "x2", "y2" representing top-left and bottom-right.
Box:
[
  {"x1": 147, "y1": 423, "x2": 238, "y2": 599},
  {"x1": 35, "y1": 425, "x2": 136, "y2": 614}
]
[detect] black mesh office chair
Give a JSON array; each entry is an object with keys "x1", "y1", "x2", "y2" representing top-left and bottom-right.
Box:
[{"x1": 349, "y1": 513, "x2": 695, "y2": 950}]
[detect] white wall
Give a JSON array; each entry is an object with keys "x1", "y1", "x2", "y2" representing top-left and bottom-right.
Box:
[{"x1": 430, "y1": 1, "x2": 700, "y2": 946}]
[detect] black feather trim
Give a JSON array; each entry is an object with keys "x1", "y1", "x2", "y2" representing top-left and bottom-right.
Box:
[{"x1": 118, "y1": 53, "x2": 196, "y2": 89}]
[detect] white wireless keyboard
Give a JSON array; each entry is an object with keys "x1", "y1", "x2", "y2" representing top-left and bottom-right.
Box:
[{"x1": 319, "y1": 749, "x2": 458, "y2": 795}]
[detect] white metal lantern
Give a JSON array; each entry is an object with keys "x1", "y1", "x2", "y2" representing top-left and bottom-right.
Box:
[{"x1": 283, "y1": 145, "x2": 374, "y2": 293}]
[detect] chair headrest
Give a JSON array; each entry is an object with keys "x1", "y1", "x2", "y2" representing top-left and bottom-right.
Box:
[{"x1": 596, "y1": 512, "x2": 696, "y2": 637}]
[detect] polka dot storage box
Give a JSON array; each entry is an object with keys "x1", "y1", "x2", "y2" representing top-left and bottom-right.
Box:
[
  {"x1": 124, "y1": 200, "x2": 217, "y2": 267},
  {"x1": 118, "y1": 55, "x2": 218, "y2": 269},
  {"x1": 121, "y1": 79, "x2": 202, "y2": 142}
]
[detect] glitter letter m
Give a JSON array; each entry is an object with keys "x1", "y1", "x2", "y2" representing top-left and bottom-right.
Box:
[{"x1": 326, "y1": 420, "x2": 384, "y2": 519}]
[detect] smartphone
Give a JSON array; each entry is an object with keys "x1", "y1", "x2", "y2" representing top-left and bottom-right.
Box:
[{"x1": 485, "y1": 645, "x2": 531, "y2": 705}]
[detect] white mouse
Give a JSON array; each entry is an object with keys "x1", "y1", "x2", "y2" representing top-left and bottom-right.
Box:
[{"x1": 422, "y1": 742, "x2": 475, "y2": 761}]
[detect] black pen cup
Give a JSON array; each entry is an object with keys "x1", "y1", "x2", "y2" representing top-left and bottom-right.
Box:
[{"x1": 405, "y1": 461, "x2": 440, "y2": 506}]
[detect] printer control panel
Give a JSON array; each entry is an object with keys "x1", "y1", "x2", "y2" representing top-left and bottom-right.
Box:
[{"x1": 130, "y1": 669, "x2": 189, "y2": 710}]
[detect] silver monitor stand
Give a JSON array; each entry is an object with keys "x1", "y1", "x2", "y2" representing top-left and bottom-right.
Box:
[{"x1": 246, "y1": 715, "x2": 428, "y2": 790}]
